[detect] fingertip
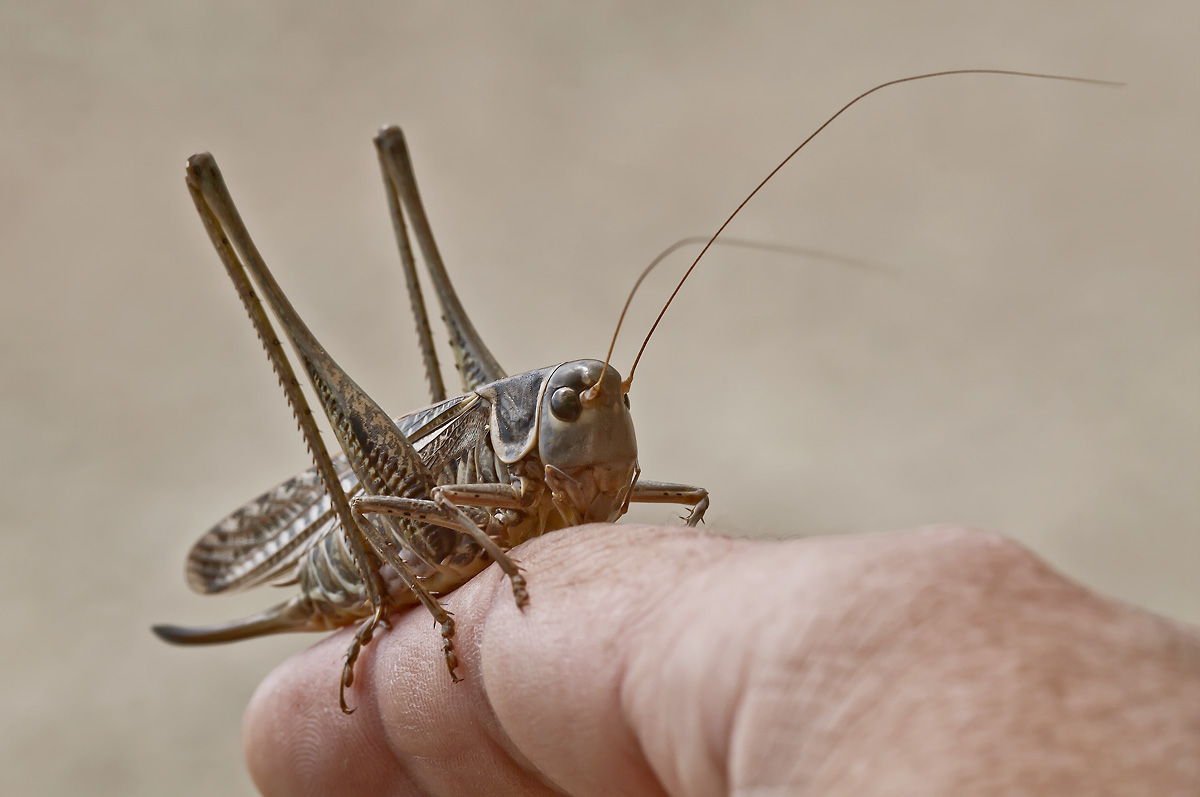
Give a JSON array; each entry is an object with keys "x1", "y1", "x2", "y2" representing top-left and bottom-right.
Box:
[{"x1": 242, "y1": 632, "x2": 403, "y2": 796}]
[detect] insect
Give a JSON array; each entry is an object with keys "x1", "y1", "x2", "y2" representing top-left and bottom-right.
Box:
[{"x1": 153, "y1": 70, "x2": 1118, "y2": 714}]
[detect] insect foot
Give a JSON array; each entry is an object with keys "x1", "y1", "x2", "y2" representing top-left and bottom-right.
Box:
[
  {"x1": 441, "y1": 616, "x2": 461, "y2": 683},
  {"x1": 340, "y1": 601, "x2": 390, "y2": 714}
]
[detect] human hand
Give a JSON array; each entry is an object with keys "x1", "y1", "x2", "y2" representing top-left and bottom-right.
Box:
[{"x1": 244, "y1": 524, "x2": 1200, "y2": 795}]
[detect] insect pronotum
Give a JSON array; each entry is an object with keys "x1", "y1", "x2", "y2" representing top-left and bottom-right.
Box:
[{"x1": 153, "y1": 69, "x2": 1119, "y2": 713}]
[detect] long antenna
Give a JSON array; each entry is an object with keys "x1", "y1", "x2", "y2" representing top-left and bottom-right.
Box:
[{"x1": 621, "y1": 68, "x2": 1122, "y2": 386}]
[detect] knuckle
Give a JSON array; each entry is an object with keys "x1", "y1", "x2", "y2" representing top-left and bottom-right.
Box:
[{"x1": 908, "y1": 524, "x2": 1051, "y2": 592}]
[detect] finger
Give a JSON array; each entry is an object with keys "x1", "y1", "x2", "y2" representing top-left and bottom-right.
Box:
[
  {"x1": 242, "y1": 630, "x2": 422, "y2": 796},
  {"x1": 242, "y1": 574, "x2": 559, "y2": 796},
  {"x1": 473, "y1": 524, "x2": 749, "y2": 796},
  {"x1": 470, "y1": 523, "x2": 921, "y2": 795},
  {"x1": 243, "y1": 523, "x2": 750, "y2": 795},
  {"x1": 244, "y1": 522, "x2": 922, "y2": 795},
  {"x1": 242, "y1": 522, "x2": 946, "y2": 794},
  {"x1": 246, "y1": 523, "x2": 1200, "y2": 795}
]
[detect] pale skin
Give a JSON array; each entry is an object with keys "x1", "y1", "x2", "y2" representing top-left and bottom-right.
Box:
[{"x1": 244, "y1": 524, "x2": 1200, "y2": 795}]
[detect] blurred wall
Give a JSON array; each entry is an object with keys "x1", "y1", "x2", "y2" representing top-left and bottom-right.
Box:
[{"x1": 1, "y1": 2, "x2": 1196, "y2": 794}]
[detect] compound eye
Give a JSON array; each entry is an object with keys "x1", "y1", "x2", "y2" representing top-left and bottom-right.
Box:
[
  {"x1": 550, "y1": 387, "x2": 583, "y2": 422},
  {"x1": 623, "y1": 393, "x2": 631, "y2": 410}
]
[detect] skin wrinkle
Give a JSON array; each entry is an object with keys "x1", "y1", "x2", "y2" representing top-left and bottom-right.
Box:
[
  {"x1": 754, "y1": 601, "x2": 903, "y2": 790},
  {"x1": 586, "y1": 528, "x2": 727, "y2": 794},
  {"x1": 376, "y1": 585, "x2": 559, "y2": 794},
  {"x1": 483, "y1": 526, "x2": 744, "y2": 794},
  {"x1": 808, "y1": 532, "x2": 1200, "y2": 794},
  {"x1": 470, "y1": 579, "x2": 562, "y2": 788},
  {"x1": 480, "y1": 526, "x2": 673, "y2": 796},
  {"x1": 726, "y1": 531, "x2": 934, "y2": 793},
  {"x1": 715, "y1": 593, "x2": 797, "y2": 795},
  {"x1": 472, "y1": 585, "x2": 590, "y2": 797},
  {"x1": 811, "y1": 532, "x2": 1063, "y2": 793},
  {"x1": 245, "y1": 634, "x2": 416, "y2": 796},
  {"x1": 1042, "y1": 594, "x2": 1200, "y2": 779},
  {"x1": 375, "y1": 618, "x2": 486, "y2": 794},
  {"x1": 632, "y1": 530, "x2": 941, "y2": 793},
  {"x1": 709, "y1": 546, "x2": 826, "y2": 792},
  {"x1": 730, "y1": 528, "x2": 1075, "y2": 792},
  {"x1": 619, "y1": 544, "x2": 750, "y2": 797}
]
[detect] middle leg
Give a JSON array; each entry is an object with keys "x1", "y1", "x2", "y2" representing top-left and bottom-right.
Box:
[
  {"x1": 353, "y1": 492, "x2": 528, "y2": 608},
  {"x1": 347, "y1": 507, "x2": 463, "y2": 686}
]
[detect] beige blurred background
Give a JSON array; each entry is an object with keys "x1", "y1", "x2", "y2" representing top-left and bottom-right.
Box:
[{"x1": 1, "y1": 1, "x2": 1196, "y2": 794}]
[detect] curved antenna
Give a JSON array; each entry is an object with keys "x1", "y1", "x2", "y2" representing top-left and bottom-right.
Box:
[
  {"x1": 591, "y1": 236, "x2": 889, "y2": 393},
  {"x1": 622, "y1": 68, "x2": 1123, "y2": 386}
]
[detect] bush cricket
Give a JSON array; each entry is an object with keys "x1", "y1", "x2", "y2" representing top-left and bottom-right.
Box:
[{"x1": 153, "y1": 70, "x2": 1118, "y2": 714}]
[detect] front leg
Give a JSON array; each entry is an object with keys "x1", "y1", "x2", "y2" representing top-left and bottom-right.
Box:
[{"x1": 628, "y1": 480, "x2": 710, "y2": 526}]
